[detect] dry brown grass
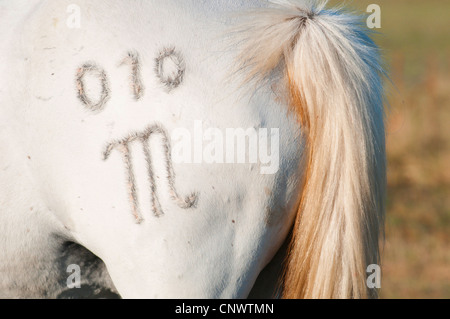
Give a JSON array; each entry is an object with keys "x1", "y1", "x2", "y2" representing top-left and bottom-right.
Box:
[{"x1": 381, "y1": 52, "x2": 450, "y2": 298}]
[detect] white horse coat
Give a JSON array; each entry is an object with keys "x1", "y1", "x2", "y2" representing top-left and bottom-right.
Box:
[{"x1": 0, "y1": 0, "x2": 385, "y2": 299}]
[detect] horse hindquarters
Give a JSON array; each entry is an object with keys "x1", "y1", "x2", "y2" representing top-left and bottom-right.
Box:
[
  {"x1": 0, "y1": 1, "x2": 118, "y2": 298},
  {"x1": 4, "y1": 0, "x2": 303, "y2": 298}
]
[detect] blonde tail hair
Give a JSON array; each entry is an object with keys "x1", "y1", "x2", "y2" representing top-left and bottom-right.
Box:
[{"x1": 234, "y1": 0, "x2": 386, "y2": 298}]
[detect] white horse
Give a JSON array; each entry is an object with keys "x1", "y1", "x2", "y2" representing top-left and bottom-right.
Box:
[{"x1": 0, "y1": 0, "x2": 386, "y2": 299}]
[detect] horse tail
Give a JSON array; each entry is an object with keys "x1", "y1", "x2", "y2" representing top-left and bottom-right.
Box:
[{"x1": 234, "y1": 0, "x2": 386, "y2": 298}]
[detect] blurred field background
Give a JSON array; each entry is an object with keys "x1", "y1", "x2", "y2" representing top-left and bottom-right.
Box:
[{"x1": 329, "y1": 0, "x2": 450, "y2": 298}]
